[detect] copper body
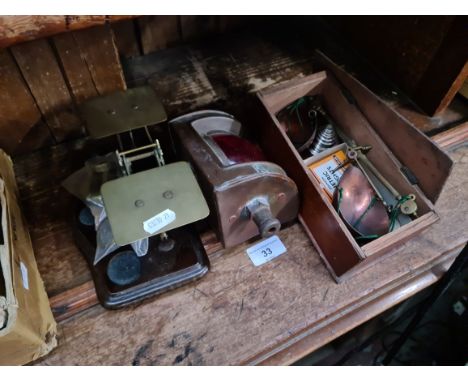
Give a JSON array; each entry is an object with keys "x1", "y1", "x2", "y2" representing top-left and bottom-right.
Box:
[
  {"x1": 173, "y1": 121, "x2": 299, "y2": 248},
  {"x1": 333, "y1": 166, "x2": 389, "y2": 237}
]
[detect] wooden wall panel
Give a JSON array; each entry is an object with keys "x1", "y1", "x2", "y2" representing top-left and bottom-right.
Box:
[
  {"x1": 111, "y1": 19, "x2": 141, "y2": 58},
  {"x1": 72, "y1": 25, "x2": 127, "y2": 95},
  {"x1": 0, "y1": 50, "x2": 52, "y2": 155},
  {"x1": 11, "y1": 39, "x2": 83, "y2": 142},
  {"x1": 180, "y1": 16, "x2": 219, "y2": 42},
  {"x1": 1, "y1": 16, "x2": 252, "y2": 155},
  {"x1": 323, "y1": 16, "x2": 468, "y2": 115},
  {"x1": 138, "y1": 16, "x2": 180, "y2": 54},
  {"x1": 53, "y1": 33, "x2": 99, "y2": 104},
  {"x1": 218, "y1": 16, "x2": 246, "y2": 34},
  {"x1": 180, "y1": 16, "x2": 247, "y2": 42},
  {"x1": 1, "y1": 25, "x2": 127, "y2": 155},
  {"x1": 412, "y1": 17, "x2": 468, "y2": 115}
]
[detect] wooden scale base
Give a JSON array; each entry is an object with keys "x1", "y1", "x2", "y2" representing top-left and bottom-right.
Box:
[{"x1": 73, "y1": 203, "x2": 209, "y2": 309}]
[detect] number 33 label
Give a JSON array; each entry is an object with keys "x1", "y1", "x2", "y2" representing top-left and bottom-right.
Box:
[{"x1": 246, "y1": 235, "x2": 287, "y2": 266}]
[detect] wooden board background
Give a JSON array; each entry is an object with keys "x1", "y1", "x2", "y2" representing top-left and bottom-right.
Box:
[
  {"x1": 0, "y1": 16, "x2": 247, "y2": 157},
  {"x1": 322, "y1": 16, "x2": 468, "y2": 115},
  {"x1": 0, "y1": 25, "x2": 126, "y2": 156},
  {"x1": 1, "y1": 16, "x2": 466, "y2": 157}
]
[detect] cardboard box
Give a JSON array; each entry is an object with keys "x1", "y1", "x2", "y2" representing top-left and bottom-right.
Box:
[
  {"x1": 255, "y1": 51, "x2": 453, "y2": 282},
  {"x1": 0, "y1": 150, "x2": 57, "y2": 365}
]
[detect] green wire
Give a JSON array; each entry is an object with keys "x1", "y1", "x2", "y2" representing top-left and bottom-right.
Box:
[
  {"x1": 336, "y1": 187, "x2": 343, "y2": 213},
  {"x1": 336, "y1": 186, "x2": 413, "y2": 240},
  {"x1": 285, "y1": 97, "x2": 306, "y2": 130},
  {"x1": 356, "y1": 234, "x2": 380, "y2": 241},
  {"x1": 388, "y1": 195, "x2": 413, "y2": 232}
]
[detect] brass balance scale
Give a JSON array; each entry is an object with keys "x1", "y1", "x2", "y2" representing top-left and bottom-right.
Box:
[{"x1": 63, "y1": 86, "x2": 210, "y2": 309}]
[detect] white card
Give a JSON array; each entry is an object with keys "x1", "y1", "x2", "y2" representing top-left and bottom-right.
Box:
[
  {"x1": 20, "y1": 261, "x2": 29, "y2": 290},
  {"x1": 246, "y1": 235, "x2": 287, "y2": 266},
  {"x1": 143, "y1": 209, "x2": 176, "y2": 234}
]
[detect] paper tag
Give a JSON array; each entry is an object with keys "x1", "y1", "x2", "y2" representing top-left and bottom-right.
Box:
[
  {"x1": 246, "y1": 235, "x2": 287, "y2": 266},
  {"x1": 308, "y1": 149, "x2": 349, "y2": 201},
  {"x1": 143, "y1": 209, "x2": 176, "y2": 234},
  {"x1": 20, "y1": 261, "x2": 29, "y2": 290}
]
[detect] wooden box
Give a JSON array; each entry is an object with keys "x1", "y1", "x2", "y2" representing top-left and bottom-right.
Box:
[{"x1": 255, "y1": 52, "x2": 453, "y2": 282}]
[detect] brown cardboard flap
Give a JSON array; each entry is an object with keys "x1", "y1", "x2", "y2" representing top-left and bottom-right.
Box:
[
  {"x1": 0, "y1": 149, "x2": 57, "y2": 365},
  {"x1": 315, "y1": 51, "x2": 454, "y2": 204}
]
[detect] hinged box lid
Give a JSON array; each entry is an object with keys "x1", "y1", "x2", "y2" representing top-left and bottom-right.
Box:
[{"x1": 314, "y1": 51, "x2": 453, "y2": 204}]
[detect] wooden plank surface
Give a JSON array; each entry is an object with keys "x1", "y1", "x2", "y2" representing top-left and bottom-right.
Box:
[
  {"x1": 180, "y1": 16, "x2": 219, "y2": 42},
  {"x1": 431, "y1": 122, "x2": 468, "y2": 151},
  {"x1": 412, "y1": 17, "x2": 468, "y2": 115},
  {"x1": 72, "y1": 26, "x2": 126, "y2": 96},
  {"x1": 13, "y1": 140, "x2": 99, "y2": 295},
  {"x1": 53, "y1": 33, "x2": 99, "y2": 104},
  {"x1": 12, "y1": 29, "x2": 467, "y2": 303},
  {"x1": 293, "y1": 16, "x2": 468, "y2": 134},
  {"x1": 138, "y1": 16, "x2": 180, "y2": 55},
  {"x1": 254, "y1": 251, "x2": 461, "y2": 365},
  {"x1": 36, "y1": 125, "x2": 467, "y2": 324},
  {"x1": 49, "y1": 280, "x2": 98, "y2": 322},
  {"x1": 11, "y1": 39, "x2": 83, "y2": 142},
  {"x1": 0, "y1": 50, "x2": 52, "y2": 155},
  {"x1": 30, "y1": 144, "x2": 467, "y2": 365},
  {"x1": 0, "y1": 16, "x2": 135, "y2": 49},
  {"x1": 111, "y1": 19, "x2": 141, "y2": 58}
]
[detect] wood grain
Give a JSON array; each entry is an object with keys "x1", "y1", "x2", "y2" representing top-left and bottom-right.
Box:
[
  {"x1": 251, "y1": 248, "x2": 462, "y2": 365},
  {"x1": 72, "y1": 26, "x2": 126, "y2": 96},
  {"x1": 111, "y1": 19, "x2": 141, "y2": 58},
  {"x1": 180, "y1": 16, "x2": 218, "y2": 42},
  {"x1": 11, "y1": 39, "x2": 83, "y2": 142},
  {"x1": 33, "y1": 144, "x2": 468, "y2": 365},
  {"x1": 318, "y1": 52, "x2": 454, "y2": 204},
  {"x1": 13, "y1": 30, "x2": 467, "y2": 304},
  {"x1": 0, "y1": 16, "x2": 135, "y2": 49},
  {"x1": 49, "y1": 280, "x2": 98, "y2": 322},
  {"x1": 48, "y1": 230, "x2": 222, "y2": 322},
  {"x1": 138, "y1": 16, "x2": 180, "y2": 55},
  {"x1": 432, "y1": 122, "x2": 468, "y2": 151},
  {"x1": 53, "y1": 33, "x2": 99, "y2": 104},
  {"x1": 36, "y1": 122, "x2": 468, "y2": 323},
  {"x1": 0, "y1": 49, "x2": 52, "y2": 155}
]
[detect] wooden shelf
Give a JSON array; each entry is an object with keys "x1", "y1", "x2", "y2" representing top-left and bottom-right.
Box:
[
  {"x1": 5, "y1": 26, "x2": 466, "y2": 365},
  {"x1": 0, "y1": 16, "x2": 135, "y2": 49},
  {"x1": 19, "y1": 140, "x2": 468, "y2": 365}
]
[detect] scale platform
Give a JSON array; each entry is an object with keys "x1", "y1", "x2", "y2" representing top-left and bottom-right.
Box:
[
  {"x1": 80, "y1": 86, "x2": 167, "y2": 139},
  {"x1": 101, "y1": 161, "x2": 210, "y2": 246}
]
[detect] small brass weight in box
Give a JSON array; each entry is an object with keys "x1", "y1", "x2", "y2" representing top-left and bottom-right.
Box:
[{"x1": 63, "y1": 86, "x2": 210, "y2": 309}]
